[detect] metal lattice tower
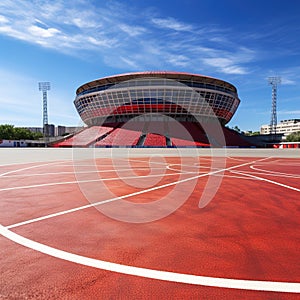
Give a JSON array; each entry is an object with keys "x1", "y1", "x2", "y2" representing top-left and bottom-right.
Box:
[
  {"x1": 38, "y1": 82, "x2": 51, "y2": 138},
  {"x1": 268, "y1": 76, "x2": 281, "y2": 135}
]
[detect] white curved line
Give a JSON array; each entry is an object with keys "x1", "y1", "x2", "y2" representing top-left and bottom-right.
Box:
[
  {"x1": 246, "y1": 170, "x2": 300, "y2": 179},
  {"x1": 1, "y1": 167, "x2": 167, "y2": 178},
  {"x1": 0, "y1": 225, "x2": 299, "y2": 293},
  {"x1": 250, "y1": 165, "x2": 300, "y2": 178},
  {"x1": 226, "y1": 157, "x2": 249, "y2": 162},
  {"x1": 0, "y1": 161, "x2": 64, "y2": 177},
  {"x1": 231, "y1": 170, "x2": 300, "y2": 192},
  {"x1": 166, "y1": 164, "x2": 200, "y2": 174},
  {"x1": 0, "y1": 170, "x2": 187, "y2": 193}
]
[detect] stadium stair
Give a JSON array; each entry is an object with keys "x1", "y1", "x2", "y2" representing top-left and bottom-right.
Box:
[{"x1": 143, "y1": 133, "x2": 167, "y2": 147}]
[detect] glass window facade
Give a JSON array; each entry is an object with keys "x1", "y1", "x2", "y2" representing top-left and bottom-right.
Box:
[{"x1": 74, "y1": 74, "x2": 240, "y2": 126}]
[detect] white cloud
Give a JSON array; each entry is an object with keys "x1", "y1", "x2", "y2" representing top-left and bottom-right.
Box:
[
  {"x1": 28, "y1": 25, "x2": 60, "y2": 38},
  {"x1": 72, "y1": 17, "x2": 97, "y2": 29},
  {"x1": 151, "y1": 17, "x2": 194, "y2": 31},
  {"x1": 203, "y1": 58, "x2": 248, "y2": 75},
  {"x1": 266, "y1": 67, "x2": 300, "y2": 86},
  {"x1": 119, "y1": 24, "x2": 147, "y2": 37},
  {"x1": 279, "y1": 110, "x2": 300, "y2": 115},
  {"x1": 0, "y1": 14, "x2": 9, "y2": 23},
  {"x1": 209, "y1": 36, "x2": 227, "y2": 43},
  {"x1": 222, "y1": 66, "x2": 248, "y2": 75},
  {"x1": 167, "y1": 54, "x2": 189, "y2": 67},
  {"x1": 120, "y1": 56, "x2": 140, "y2": 69},
  {"x1": 281, "y1": 78, "x2": 296, "y2": 85},
  {"x1": 87, "y1": 36, "x2": 117, "y2": 47}
]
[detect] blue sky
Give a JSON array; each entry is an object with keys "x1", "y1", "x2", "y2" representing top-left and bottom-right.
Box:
[{"x1": 0, "y1": 0, "x2": 299, "y2": 131}]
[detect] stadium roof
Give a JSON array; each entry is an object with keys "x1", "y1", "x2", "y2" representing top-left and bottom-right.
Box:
[{"x1": 76, "y1": 71, "x2": 237, "y2": 95}]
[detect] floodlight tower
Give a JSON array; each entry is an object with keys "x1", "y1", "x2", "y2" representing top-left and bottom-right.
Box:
[
  {"x1": 38, "y1": 82, "x2": 51, "y2": 140},
  {"x1": 268, "y1": 76, "x2": 281, "y2": 135}
]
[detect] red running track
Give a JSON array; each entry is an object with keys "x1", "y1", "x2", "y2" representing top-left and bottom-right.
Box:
[{"x1": 0, "y1": 155, "x2": 299, "y2": 299}]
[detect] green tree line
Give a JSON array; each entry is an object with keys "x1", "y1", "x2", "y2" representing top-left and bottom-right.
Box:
[
  {"x1": 286, "y1": 131, "x2": 300, "y2": 142},
  {"x1": 0, "y1": 124, "x2": 43, "y2": 140}
]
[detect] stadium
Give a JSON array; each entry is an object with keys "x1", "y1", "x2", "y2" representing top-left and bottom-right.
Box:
[{"x1": 55, "y1": 71, "x2": 253, "y2": 147}]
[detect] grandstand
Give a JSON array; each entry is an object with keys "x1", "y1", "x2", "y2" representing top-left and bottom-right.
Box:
[
  {"x1": 95, "y1": 127, "x2": 141, "y2": 147},
  {"x1": 55, "y1": 126, "x2": 113, "y2": 147},
  {"x1": 54, "y1": 123, "x2": 252, "y2": 148}
]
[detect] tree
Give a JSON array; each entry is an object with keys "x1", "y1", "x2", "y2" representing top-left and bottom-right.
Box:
[
  {"x1": 0, "y1": 124, "x2": 15, "y2": 139},
  {"x1": 0, "y1": 124, "x2": 43, "y2": 140},
  {"x1": 14, "y1": 127, "x2": 32, "y2": 140},
  {"x1": 286, "y1": 131, "x2": 300, "y2": 142},
  {"x1": 244, "y1": 131, "x2": 261, "y2": 136},
  {"x1": 32, "y1": 131, "x2": 43, "y2": 139},
  {"x1": 231, "y1": 125, "x2": 241, "y2": 133}
]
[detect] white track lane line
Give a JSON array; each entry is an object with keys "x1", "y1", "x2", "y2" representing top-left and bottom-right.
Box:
[
  {"x1": 1, "y1": 167, "x2": 167, "y2": 178},
  {"x1": 211, "y1": 173, "x2": 259, "y2": 180},
  {"x1": 250, "y1": 165, "x2": 300, "y2": 178},
  {"x1": 0, "y1": 170, "x2": 185, "y2": 193},
  {"x1": 166, "y1": 164, "x2": 201, "y2": 174},
  {"x1": 226, "y1": 157, "x2": 250, "y2": 162},
  {"x1": 0, "y1": 161, "x2": 65, "y2": 177},
  {"x1": 245, "y1": 170, "x2": 300, "y2": 179},
  {"x1": 5, "y1": 157, "x2": 271, "y2": 229},
  {"x1": 0, "y1": 225, "x2": 299, "y2": 293},
  {"x1": 0, "y1": 159, "x2": 71, "y2": 167},
  {"x1": 125, "y1": 158, "x2": 210, "y2": 169},
  {"x1": 230, "y1": 170, "x2": 300, "y2": 192}
]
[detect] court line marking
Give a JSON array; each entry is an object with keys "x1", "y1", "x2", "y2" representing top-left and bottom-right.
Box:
[
  {"x1": 0, "y1": 170, "x2": 187, "y2": 193},
  {"x1": 0, "y1": 225, "x2": 299, "y2": 293},
  {"x1": 1, "y1": 167, "x2": 168, "y2": 178},
  {"x1": 166, "y1": 164, "x2": 202, "y2": 174},
  {"x1": 122, "y1": 157, "x2": 214, "y2": 170},
  {"x1": 167, "y1": 163, "x2": 215, "y2": 172},
  {"x1": 0, "y1": 159, "x2": 72, "y2": 167},
  {"x1": 245, "y1": 170, "x2": 300, "y2": 179},
  {"x1": 1, "y1": 156, "x2": 300, "y2": 293},
  {"x1": 230, "y1": 170, "x2": 300, "y2": 192},
  {"x1": 250, "y1": 165, "x2": 300, "y2": 178},
  {"x1": 211, "y1": 173, "x2": 259, "y2": 180},
  {"x1": 226, "y1": 157, "x2": 250, "y2": 162},
  {"x1": 0, "y1": 161, "x2": 65, "y2": 177},
  {"x1": 5, "y1": 157, "x2": 270, "y2": 229}
]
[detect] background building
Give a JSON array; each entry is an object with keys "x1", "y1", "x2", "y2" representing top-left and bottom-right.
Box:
[
  {"x1": 56, "y1": 126, "x2": 84, "y2": 136},
  {"x1": 260, "y1": 119, "x2": 300, "y2": 136},
  {"x1": 26, "y1": 127, "x2": 43, "y2": 134}
]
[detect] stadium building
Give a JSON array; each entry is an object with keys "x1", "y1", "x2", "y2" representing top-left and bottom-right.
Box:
[{"x1": 55, "y1": 71, "x2": 253, "y2": 148}]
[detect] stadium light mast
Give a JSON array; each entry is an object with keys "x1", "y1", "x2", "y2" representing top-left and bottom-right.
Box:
[
  {"x1": 38, "y1": 82, "x2": 51, "y2": 142},
  {"x1": 268, "y1": 76, "x2": 281, "y2": 135}
]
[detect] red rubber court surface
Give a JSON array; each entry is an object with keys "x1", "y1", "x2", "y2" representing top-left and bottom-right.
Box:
[{"x1": 0, "y1": 149, "x2": 299, "y2": 299}]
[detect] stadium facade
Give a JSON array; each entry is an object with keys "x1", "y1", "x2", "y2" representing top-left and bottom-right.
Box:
[{"x1": 74, "y1": 71, "x2": 240, "y2": 127}]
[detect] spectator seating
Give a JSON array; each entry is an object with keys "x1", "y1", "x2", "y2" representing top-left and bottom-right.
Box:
[
  {"x1": 143, "y1": 133, "x2": 167, "y2": 146},
  {"x1": 95, "y1": 127, "x2": 141, "y2": 147},
  {"x1": 54, "y1": 126, "x2": 112, "y2": 147},
  {"x1": 52, "y1": 122, "x2": 255, "y2": 148}
]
